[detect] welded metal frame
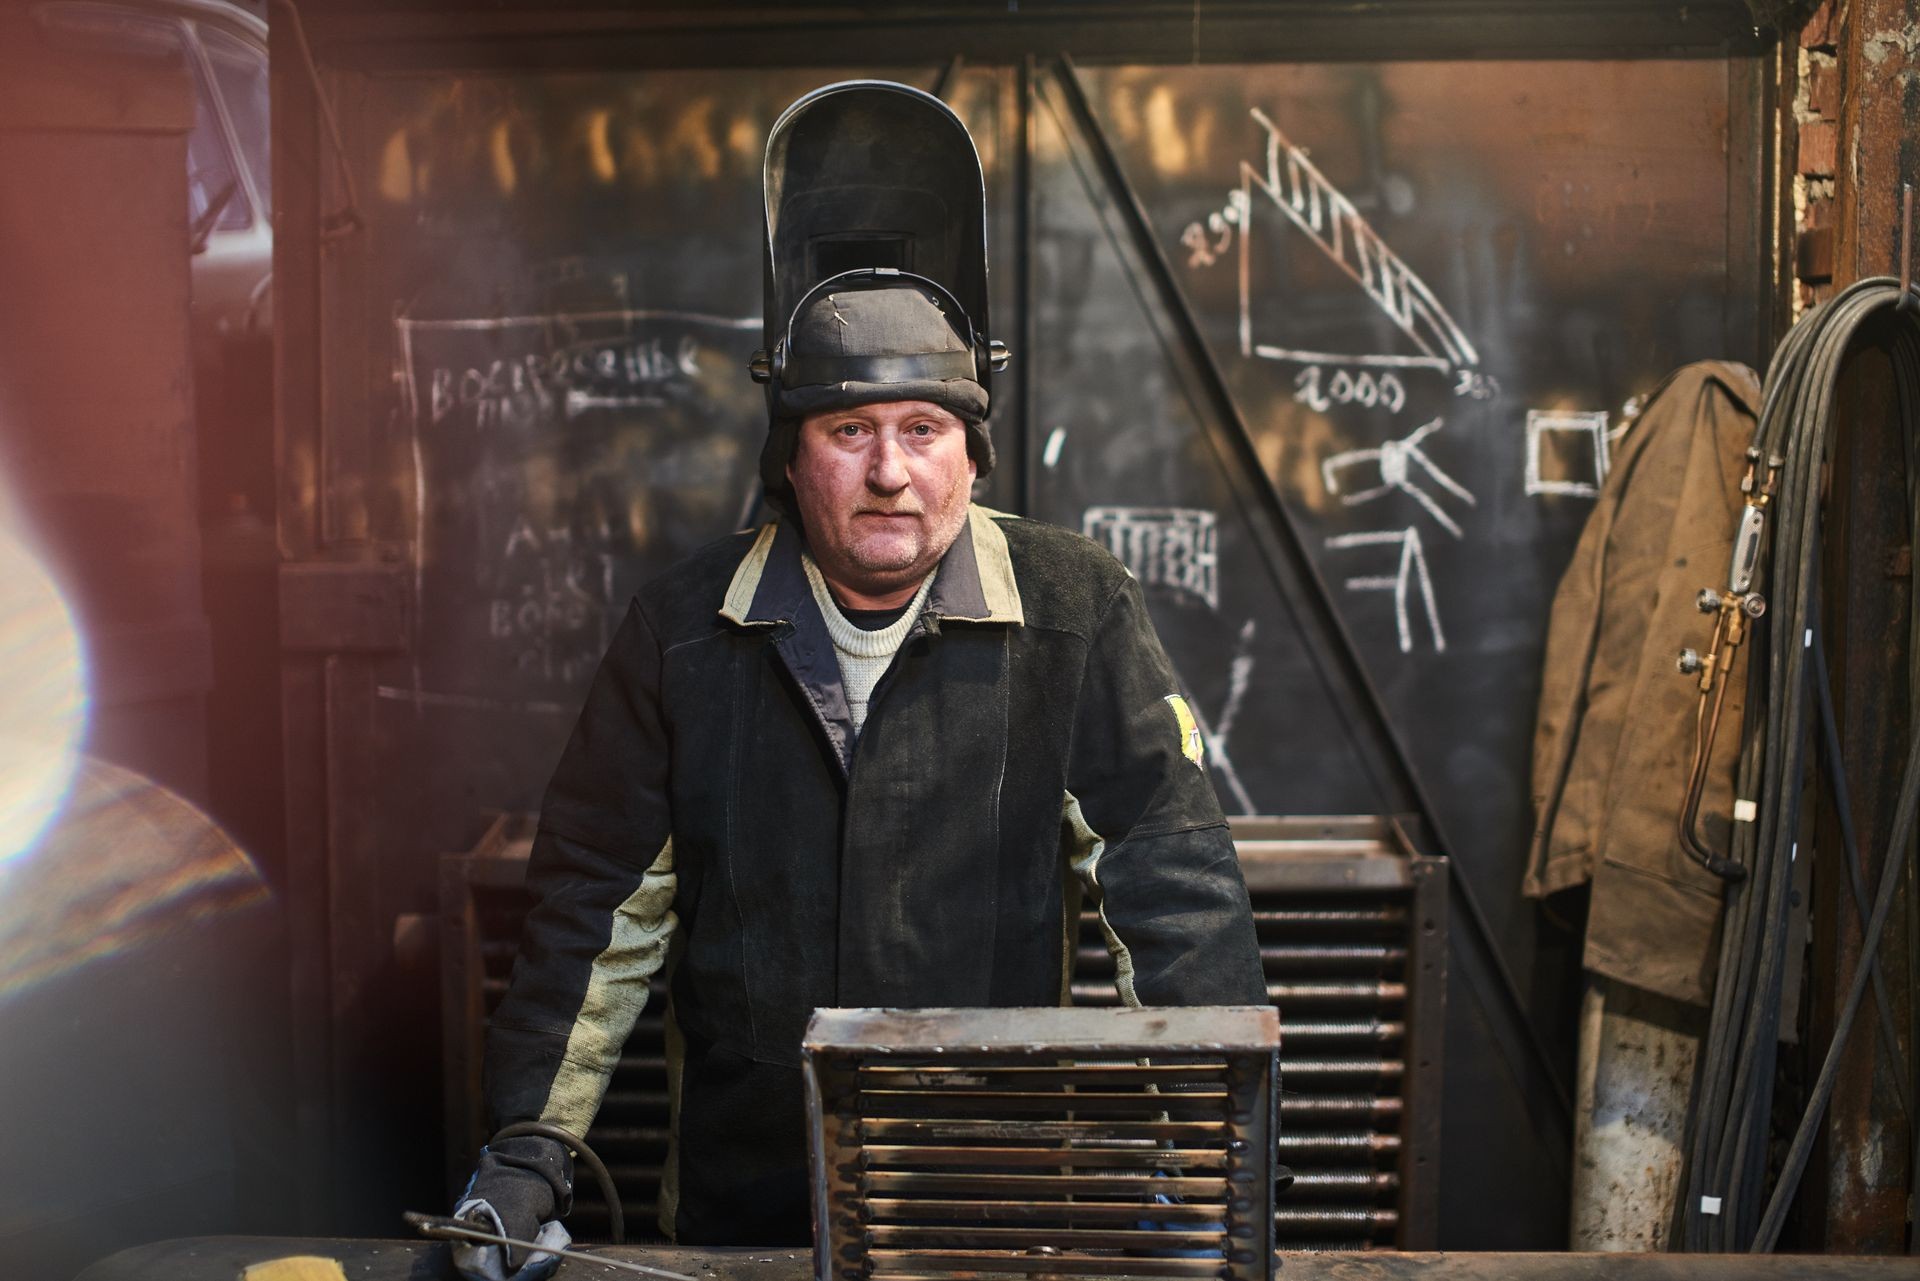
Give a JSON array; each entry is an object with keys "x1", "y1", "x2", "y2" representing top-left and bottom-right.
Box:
[
  {"x1": 1399, "y1": 845, "x2": 1449, "y2": 1247},
  {"x1": 1228, "y1": 815, "x2": 1446, "y2": 1248},
  {"x1": 802, "y1": 1006, "x2": 1280, "y2": 1281}
]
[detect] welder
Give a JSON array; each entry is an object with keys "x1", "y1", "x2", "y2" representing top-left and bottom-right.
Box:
[{"x1": 452, "y1": 80, "x2": 1267, "y2": 1280}]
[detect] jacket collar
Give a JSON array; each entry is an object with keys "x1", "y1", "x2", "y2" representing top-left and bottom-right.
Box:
[{"x1": 718, "y1": 505, "x2": 1025, "y2": 628}]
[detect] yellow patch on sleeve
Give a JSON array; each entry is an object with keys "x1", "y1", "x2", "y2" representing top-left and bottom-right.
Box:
[{"x1": 1164, "y1": 694, "x2": 1205, "y2": 767}]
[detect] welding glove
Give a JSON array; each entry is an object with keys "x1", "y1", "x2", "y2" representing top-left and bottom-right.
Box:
[{"x1": 451, "y1": 1134, "x2": 573, "y2": 1281}]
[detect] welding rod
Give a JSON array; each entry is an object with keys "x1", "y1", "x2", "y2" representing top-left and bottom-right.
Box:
[{"x1": 402, "y1": 1211, "x2": 695, "y2": 1280}]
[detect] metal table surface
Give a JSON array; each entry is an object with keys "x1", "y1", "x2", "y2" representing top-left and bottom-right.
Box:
[{"x1": 71, "y1": 1238, "x2": 1916, "y2": 1281}]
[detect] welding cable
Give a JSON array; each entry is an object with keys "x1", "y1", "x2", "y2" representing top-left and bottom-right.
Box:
[
  {"x1": 1680, "y1": 279, "x2": 1918, "y2": 1250},
  {"x1": 1810, "y1": 622, "x2": 1913, "y2": 1100},
  {"x1": 493, "y1": 1121, "x2": 625, "y2": 1245},
  {"x1": 1676, "y1": 277, "x2": 1920, "y2": 1252},
  {"x1": 1751, "y1": 717, "x2": 1920, "y2": 1248},
  {"x1": 1685, "y1": 289, "x2": 1837, "y2": 1253},
  {"x1": 1730, "y1": 284, "x2": 1920, "y2": 1252}
]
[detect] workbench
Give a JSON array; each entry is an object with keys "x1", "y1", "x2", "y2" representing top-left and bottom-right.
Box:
[{"x1": 73, "y1": 1239, "x2": 1913, "y2": 1281}]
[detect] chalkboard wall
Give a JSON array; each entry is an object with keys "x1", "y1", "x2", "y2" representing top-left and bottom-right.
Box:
[{"x1": 301, "y1": 49, "x2": 1762, "y2": 1242}]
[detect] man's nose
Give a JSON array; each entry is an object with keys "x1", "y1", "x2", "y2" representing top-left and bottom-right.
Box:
[{"x1": 866, "y1": 436, "x2": 910, "y2": 492}]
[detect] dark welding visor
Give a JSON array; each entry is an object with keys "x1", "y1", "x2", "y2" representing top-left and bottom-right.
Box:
[{"x1": 757, "y1": 80, "x2": 1006, "y2": 408}]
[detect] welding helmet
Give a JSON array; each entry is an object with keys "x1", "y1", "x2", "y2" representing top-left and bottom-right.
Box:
[{"x1": 752, "y1": 80, "x2": 1008, "y2": 510}]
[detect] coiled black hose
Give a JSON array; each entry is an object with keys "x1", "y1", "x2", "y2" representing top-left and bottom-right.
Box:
[
  {"x1": 1678, "y1": 277, "x2": 1920, "y2": 1252},
  {"x1": 493, "y1": 1121, "x2": 625, "y2": 1245}
]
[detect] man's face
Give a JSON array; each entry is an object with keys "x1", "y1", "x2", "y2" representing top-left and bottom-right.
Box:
[{"x1": 788, "y1": 399, "x2": 976, "y2": 604}]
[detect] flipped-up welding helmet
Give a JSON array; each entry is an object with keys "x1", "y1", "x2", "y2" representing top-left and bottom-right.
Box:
[{"x1": 752, "y1": 80, "x2": 1008, "y2": 510}]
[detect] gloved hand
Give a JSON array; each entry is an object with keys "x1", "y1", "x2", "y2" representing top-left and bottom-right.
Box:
[
  {"x1": 450, "y1": 1134, "x2": 573, "y2": 1281},
  {"x1": 450, "y1": 1200, "x2": 570, "y2": 1281}
]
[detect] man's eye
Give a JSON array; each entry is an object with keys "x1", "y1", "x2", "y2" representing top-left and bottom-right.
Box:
[
  {"x1": 908, "y1": 423, "x2": 934, "y2": 436},
  {"x1": 836, "y1": 423, "x2": 862, "y2": 436}
]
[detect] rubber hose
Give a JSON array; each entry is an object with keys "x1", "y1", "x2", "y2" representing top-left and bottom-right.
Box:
[
  {"x1": 1678, "y1": 277, "x2": 1920, "y2": 1252},
  {"x1": 1810, "y1": 620, "x2": 1913, "y2": 1094},
  {"x1": 494, "y1": 1121, "x2": 626, "y2": 1245}
]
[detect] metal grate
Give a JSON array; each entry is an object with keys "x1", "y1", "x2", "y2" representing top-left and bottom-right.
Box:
[
  {"x1": 442, "y1": 813, "x2": 1444, "y2": 1248},
  {"x1": 802, "y1": 1006, "x2": 1278, "y2": 1281},
  {"x1": 1240, "y1": 817, "x2": 1442, "y2": 1250},
  {"x1": 1070, "y1": 817, "x2": 1442, "y2": 1251}
]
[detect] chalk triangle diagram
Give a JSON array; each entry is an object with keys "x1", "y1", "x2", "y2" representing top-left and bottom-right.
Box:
[{"x1": 1235, "y1": 108, "x2": 1479, "y2": 375}]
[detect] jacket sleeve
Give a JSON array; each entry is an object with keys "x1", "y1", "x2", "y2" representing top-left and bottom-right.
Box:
[
  {"x1": 485, "y1": 597, "x2": 680, "y2": 1140},
  {"x1": 1063, "y1": 573, "x2": 1267, "y2": 1007}
]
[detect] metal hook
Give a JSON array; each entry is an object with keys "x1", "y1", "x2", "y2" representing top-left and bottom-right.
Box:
[{"x1": 1901, "y1": 184, "x2": 1917, "y2": 313}]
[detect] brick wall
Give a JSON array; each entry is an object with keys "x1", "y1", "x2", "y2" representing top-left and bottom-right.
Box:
[{"x1": 1790, "y1": 1, "x2": 1838, "y2": 317}]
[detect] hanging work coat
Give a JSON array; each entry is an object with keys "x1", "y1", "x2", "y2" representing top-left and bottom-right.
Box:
[{"x1": 1526, "y1": 361, "x2": 1761, "y2": 1007}]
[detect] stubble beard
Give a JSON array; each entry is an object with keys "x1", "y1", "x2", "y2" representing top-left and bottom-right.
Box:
[{"x1": 840, "y1": 480, "x2": 972, "y2": 588}]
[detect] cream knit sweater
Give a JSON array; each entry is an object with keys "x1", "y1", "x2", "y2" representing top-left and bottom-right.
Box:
[{"x1": 801, "y1": 554, "x2": 935, "y2": 733}]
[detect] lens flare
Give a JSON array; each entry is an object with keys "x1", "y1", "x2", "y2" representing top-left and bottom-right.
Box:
[
  {"x1": 0, "y1": 755, "x2": 270, "y2": 1002},
  {"x1": 0, "y1": 532, "x2": 86, "y2": 867}
]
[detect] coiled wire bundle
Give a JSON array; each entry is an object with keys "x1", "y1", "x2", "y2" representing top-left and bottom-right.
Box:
[{"x1": 1679, "y1": 277, "x2": 1920, "y2": 1251}]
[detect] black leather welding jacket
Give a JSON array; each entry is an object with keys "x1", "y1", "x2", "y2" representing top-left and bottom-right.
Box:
[{"x1": 484, "y1": 506, "x2": 1267, "y2": 1244}]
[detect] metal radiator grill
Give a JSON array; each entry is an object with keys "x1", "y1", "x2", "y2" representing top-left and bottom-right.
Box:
[
  {"x1": 803, "y1": 1006, "x2": 1278, "y2": 1281},
  {"x1": 1071, "y1": 818, "x2": 1444, "y2": 1251},
  {"x1": 442, "y1": 814, "x2": 1444, "y2": 1248},
  {"x1": 1248, "y1": 818, "x2": 1441, "y2": 1250}
]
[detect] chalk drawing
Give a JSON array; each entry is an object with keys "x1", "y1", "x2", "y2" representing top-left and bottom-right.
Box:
[
  {"x1": 1325, "y1": 527, "x2": 1446, "y2": 653},
  {"x1": 413, "y1": 333, "x2": 707, "y2": 430},
  {"x1": 1083, "y1": 506, "x2": 1220, "y2": 611},
  {"x1": 1042, "y1": 427, "x2": 1068, "y2": 469},
  {"x1": 1208, "y1": 619, "x2": 1258, "y2": 813},
  {"x1": 1294, "y1": 365, "x2": 1408, "y2": 414},
  {"x1": 395, "y1": 307, "x2": 756, "y2": 432},
  {"x1": 392, "y1": 301, "x2": 757, "y2": 704},
  {"x1": 489, "y1": 518, "x2": 617, "y2": 685},
  {"x1": 1176, "y1": 619, "x2": 1259, "y2": 815},
  {"x1": 1180, "y1": 189, "x2": 1251, "y2": 268},
  {"x1": 1238, "y1": 109, "x2": 1479, "y2": 373},
  {"x1": 1322, "y1": 416, "x2": 1476, "y2": 539},
  {"x1": 564, "y1": 388, "x2": 667, "y2": 416},
  {"x1": 1454, "y1": 367, "x2": 1501, "y2": 400},
  {"x1": 1268, "y1": 349, "x2": 1450, "y2": 371},
  {"x1": 1524, "y1": 409, "x2": 1611, "y2": 497},
  {"x1": 1607, "y1": 394, "x2": 1644, "y2": 448}
]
